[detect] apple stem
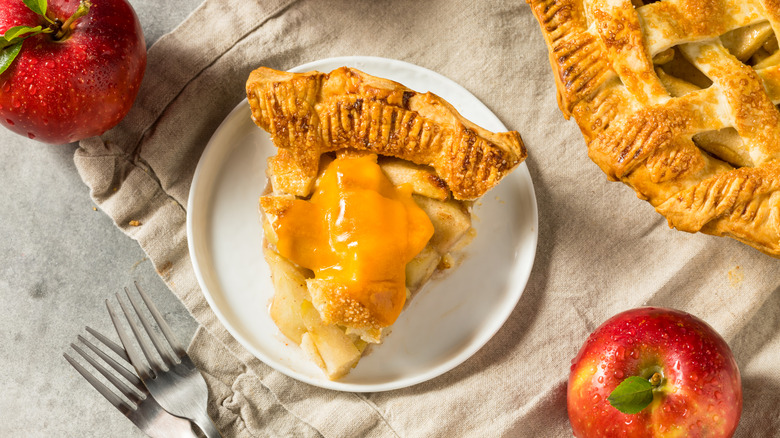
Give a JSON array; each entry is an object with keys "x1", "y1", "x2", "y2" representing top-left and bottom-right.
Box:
[
  {"x1": 53, "y1": 0, "x2": 93, "y2": 40},
  {"x1": 649, "y1": 372, "x2": 662, "y2": 388},
  {"x1": 47, "y1": 19, "x2": 63, "y2": 34}
]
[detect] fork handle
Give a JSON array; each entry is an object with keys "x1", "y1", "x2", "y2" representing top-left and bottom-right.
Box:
[{"x1": 194, "y1": 414, "x2": 221, "y2": 438}]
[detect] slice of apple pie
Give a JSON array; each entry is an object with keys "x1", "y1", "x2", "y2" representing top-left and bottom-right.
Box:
[{"x1": 246, "y1": 66, "x2": 527, "y2": 379}]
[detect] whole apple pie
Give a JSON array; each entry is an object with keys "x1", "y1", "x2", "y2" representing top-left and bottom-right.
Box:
[
  {"x1": 528, "y1": 0, "x2": 780, "y2": 257},
  {"x1": 246, "y1": 66, "x2": 527, "y2": 379}
]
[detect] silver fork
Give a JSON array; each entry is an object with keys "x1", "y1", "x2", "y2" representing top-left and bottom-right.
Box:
[
  {"x1": 64, "y1": 327, "x2": 197, "y2": 438},
  {"x1": 107, "y1": 282, "x2": 221, "y2": 438}
]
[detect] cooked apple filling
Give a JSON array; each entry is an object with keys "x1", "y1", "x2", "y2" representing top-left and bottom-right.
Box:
[{"x1": 261, "y1": 153, "x2": 474, "y2": 379}]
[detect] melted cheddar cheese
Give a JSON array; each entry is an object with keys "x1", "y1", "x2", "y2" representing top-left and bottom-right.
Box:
[{"x1": 270, "y1": 154, "x2": 434, "y2": 327}]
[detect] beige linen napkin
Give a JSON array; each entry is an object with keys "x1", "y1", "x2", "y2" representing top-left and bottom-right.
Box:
[{"x1": 75, "y1": 0, "x2": 780, "y2": 436}]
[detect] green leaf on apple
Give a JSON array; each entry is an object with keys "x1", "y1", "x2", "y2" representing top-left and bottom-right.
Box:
[
  {"x1": 0, "y1": 41, "x2": 23, "y2": 75},
  {"x1": 0, "y1": 23, "x2": 54, "y2": 73},
  {"x1": 23, "y1": 0, "x2": 48, "y2": 17},
  {"x1": 2, "y1": 25, "x2": 43, "y2": 44},
  {"x1": 607, "y1": 376, "x2": 654, "y2": 414}
]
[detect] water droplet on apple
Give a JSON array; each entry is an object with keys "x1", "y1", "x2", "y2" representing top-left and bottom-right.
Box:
[
  {"x1": 663, "y1": 404, "x2": 670, "y2": 413},
  {"x1": 624, "y1": 419, "x2": 633, "y2": 426},
  {"x1": 714, "y1": 415, "x2": 720, "y2": 422},
  {"x1": 28, "y1": 85, "x2": 36, "y2": 95},
  {"x1": 592, "y1": 394, "x2": 601, "y2": 403},
  {"x1": 616, "y1": 346, "x2": 625, "y2": 359},
  {"x1": 45, "y1": 61, "x2": 55, "y2": 69},
  {"x1": 6, "y1": 119, "x2": 14, "y2": 125},
  {"x1": 24, "y1": 76, "x2": 33, "y2": 84},
  {"x1": 597, "y1": 376, "x2": 604, "y2": 384},
  {"x1": 690, "y1": 374, "x2": 698, "y2": 382},
  {"x1": 12, "y1": 99, "x2": 21, "y2": 108},
  {"x1": 27, "y1": 132, "x2": 35, "y2": 139},
  {"x1": 570, "y1": 363, "x2": 576, "y2": 372},
  {"x1": 715, "y1": 391, "x2": 722, "y2": 400},
  {"x1": 614, "y1": 370, "x2": 624, "y2": 379}
]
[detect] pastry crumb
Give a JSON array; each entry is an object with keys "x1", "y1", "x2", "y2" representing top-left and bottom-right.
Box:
[
  {"x1": 728, "y1": 266, "x2": 743, "y2": 287},
  {"x1": 437, "y1": 254, "x2": 453, "y2": 270},
  {"x1": 129, "y1": 220, "x2": 142, "y2": 227}
]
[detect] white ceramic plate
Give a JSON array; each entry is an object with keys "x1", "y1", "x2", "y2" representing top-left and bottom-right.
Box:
[{"x1": 187, "y1": 56, "x2": 538, "y2": 392}]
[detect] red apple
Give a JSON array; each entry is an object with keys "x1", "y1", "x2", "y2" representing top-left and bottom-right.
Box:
[
  {"x1": 568, "y1": 307, "x2": 742, "y2": 437},
  {"x1": 0, "y1": 0, "x2": 146, "y2": 144}
]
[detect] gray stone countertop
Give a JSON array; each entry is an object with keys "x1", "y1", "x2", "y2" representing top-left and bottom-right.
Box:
[{"x1": 1, "y1": 1, "x2": 205, "y2": 436}]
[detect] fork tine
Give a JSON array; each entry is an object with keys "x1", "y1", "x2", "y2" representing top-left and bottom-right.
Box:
[
  {"x1": 64, "y1": 353, "x2": 134, "y2": 412},
  {"x1": 86, "y1": 326, "x2": 129, "y2": 362},
  {"x1": 71, "y1": 343, "x2": 144, "y2": 405},
  {"x1": 134, "y1": 281, "x2": 185, "y2": 355},
  {"x1": 106, "y1": 299, "x2": 153, "y2": 380},
  {"x1": 115, "y1": 292, "x2": 167, "y2": 373},
  {"x1": 78, "y1": 334, "x2": 143, "y2": 389},
  {"x1": 124, "y1": 286, "x2": 177, "y2": 368}
]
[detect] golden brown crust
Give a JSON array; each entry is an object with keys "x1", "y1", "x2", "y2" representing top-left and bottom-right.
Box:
[
  {"x1": 306, "y1": 278, "x2": 381, "y2": 329},
  {"x1": 246, "y1": 66, "x2": 527, "y2": 200},
  {"x1": 528, "y1": 0, "x2": 780, "y2": 257}
]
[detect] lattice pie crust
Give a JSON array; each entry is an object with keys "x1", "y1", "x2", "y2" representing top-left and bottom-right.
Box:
[{"x1": 528, "y1": 0, "x2": 780, "y2": 257}]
